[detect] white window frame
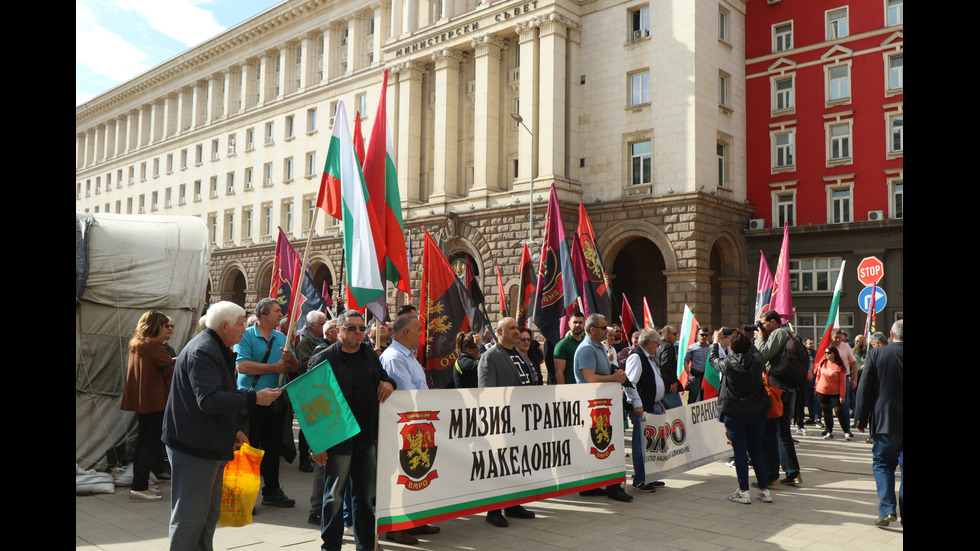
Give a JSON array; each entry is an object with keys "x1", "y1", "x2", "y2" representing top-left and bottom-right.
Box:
[
  {"x1": 773, "y1": 21, "x2": 793, "y2": 53},
  {"x1": 629, "y1": 140, "x2": 652, "y2": 187},
  {"x1": 887, "y1": 176, "x2": 903, "y2": 219},
  {"x1": 629, "y1": 70, "x2": 650, "y2": 106},
  {"x1": 772, "y1": 128, "x2": 796, "y2": 172},
  {"x1": 718, "y1": 71, "x2": 731, "y2": 109},
  {"x1": 790, "y1": 257, "x2": 845, "y2": 294},
  {"x1": 887, "y1": 53, "x2": 903, "y2": 93},
  {"x1": 826, "y1": 7, "x2": 849, "y2": 41},
  {"x1": 826, "y1": 62, "x2": 851, "y2": 105},
  {"x1": 772, "y1": 74, "x2": 795, "y2": 114},
  {"x1": 826, "y1": 120, "x2": 853, "y2": 166},
  {"x1": 887, "y1": 0, "x2": 903, "y2": 26},
  {"x1": 718, "y1": 6, "x2": 730, "y2": 43},
  {"x1": 827, "y1": 184, "x2": 854, "y2": 224},
  {"x1": 772, "y1": 189, "x2": 797, "y2": 228},
  {"x1": 629, "y1": 5, "x2": 650, "y2": 42}
]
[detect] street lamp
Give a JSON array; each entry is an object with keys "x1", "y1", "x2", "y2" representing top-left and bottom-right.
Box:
[{"x1": 510, "y1": 112, "x2": 534, "y2": 246}]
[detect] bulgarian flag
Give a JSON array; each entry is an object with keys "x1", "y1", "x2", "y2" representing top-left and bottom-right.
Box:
[
  {"x1": 317, "y1": 100, "x2": 384, "y2": 310},
  {"x1": 363, "y1": 69, "x2": 411, "y2": 298},
  {"x1": 813, "y1": 261, "x2": 846, "y2": 369},
  {"x1": 674, "y1": 305, "x2": 699, "y2": 389}
]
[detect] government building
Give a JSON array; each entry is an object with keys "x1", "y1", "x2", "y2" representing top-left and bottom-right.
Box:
[{"x1": 76, "y1": 0, "x2": 756, "y2": 331}]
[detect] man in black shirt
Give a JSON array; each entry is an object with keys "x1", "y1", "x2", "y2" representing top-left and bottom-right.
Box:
[{"x1": 309, "y1": 310, "x2": 396, "y2": 551}]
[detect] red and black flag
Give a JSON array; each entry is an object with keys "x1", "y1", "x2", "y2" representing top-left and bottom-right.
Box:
[
  {"x1": 533, "y1": 185, "x2": 575, "y2": 344},
  {"x1": 516, "y1": 243, "x2": 535, "y2": 328},
  {"x1": 272, "y1": 228, "x2": 328, "y2": 333},
  {"x1": 418, "y1": 228, "x2": 485, "y2": 389},
  {"x1": 576, "y1": 202, "x2": 612, "y2": 320}
]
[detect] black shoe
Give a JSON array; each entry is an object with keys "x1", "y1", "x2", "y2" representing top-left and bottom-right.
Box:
[
  {"x1": 308, "y1": 513, "x2": 321, "y2": 526},
  {"x1": 651, "y1": 480, "x2": 666, "y2": 487},
  {"x1": 632, "y1": 482, "x2": 656, "y2": 493},
  {"x1": 504, "y1": 505, "x2": 535, "y2": 519},
  {"x1": 261, "y1": 489, "x2": 296, "y2": 507},
  {"x1": 486, "y1": 510, "x2": 508, "y2": 527},
  {"x1": 606, "y1": 486, "x2": 633, "y2": 502},
  {"x1": 579, "y1": 488, "x2": 606, "y2": 497}
]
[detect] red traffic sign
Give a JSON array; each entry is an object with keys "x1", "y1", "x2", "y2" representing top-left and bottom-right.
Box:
[{"x1": 857, "y1": 256, "x2": 884, "y2": 286}]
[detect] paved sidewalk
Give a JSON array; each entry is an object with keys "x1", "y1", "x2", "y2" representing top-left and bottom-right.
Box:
[{"x1": 77, "y1": 425, "x2": 903, "y2": 550}]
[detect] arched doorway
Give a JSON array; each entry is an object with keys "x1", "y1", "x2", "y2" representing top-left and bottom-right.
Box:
[
  {"x1": 611, "y1": 238, "x2": 668, "y2": 329},
  {"x1": 222, "y1": 268, "x2": 247, "y2": 308}
]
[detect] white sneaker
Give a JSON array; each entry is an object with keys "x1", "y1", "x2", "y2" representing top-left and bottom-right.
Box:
[
  {"x1": 756, "y1": 489, "x2": 773, "y2": 503},
  {"x1": 728, "y1": 489, "x2": 751, "y2": 504}
]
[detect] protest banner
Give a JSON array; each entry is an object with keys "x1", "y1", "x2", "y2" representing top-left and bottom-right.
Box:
[
  {"x1": 376, "y1": 383, "x2": 625, "y2": 532},
  {"x1": 640, "y1": 398, "x2": 730, "y2": 479}
]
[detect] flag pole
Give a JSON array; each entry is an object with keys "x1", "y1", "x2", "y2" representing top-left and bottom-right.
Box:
[{"x1": 280, "y1": 206, "x2": 321, "y2": 387}]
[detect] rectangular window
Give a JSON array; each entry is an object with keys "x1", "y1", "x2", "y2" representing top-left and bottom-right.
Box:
[
  {"x1": 775, "y1": 132, "x2": 794, "y2": 168},
  {"x1": 887, "y1": 0, "x2": 903, "y2": 26},
  {"x1": 629, "y1": 6, "x2": 650, "y2": 41},
  {"x1": 718, "y1": 72, "x2": 730, "y2": 107},
  {"x1": 630, "y1": 71, "x2": 649, "y2": 105},
  {"x1": 829, "y1": 123, "x2": 850, "y2": 160},
  {"x1": 828, "y1": 65, "x2": 849, "y2": 102},
  {"x1": 307, "y1": 108, "x2": 317, "y2": 133},
  {"x1": 776, "y1": 193, "x2": 795, "y2": 228},
  {"x1": 827, "y1": 8, "x2": 848, "y2": 40},
  {"x1": 790, "y1": 257, "x2": 844, "y2": 293},
  {"x1": 718, "y1": 8, "x2": 729, "y2": 42},
  {"x1": 888, "y1": 54, "x2": 903, "y2": 91},
  {"x1": 717, "y1": 143, "x2": 728, "y2": 187},
  {"x1": 630, "y1": 141, "x2": 652, "y2": 186},
  {"x1": 831, "y1": 188, "x2": 851, "y2": 224},
  {"x1": 285, "y1": 115, "x2": 295, "y2": 139},
  {"x1": 892, "y1": 182, "x2": 904, "y2": 219},
  {"x1": 890, "y1": 115, "x2": 904, "y2": 153},
  {"x1": 244, "y1": 208, "x2": 253, "y2": 239},
  {"x1": 774, "y1": 22, "x2": 792, "y2": 52},
  {"x1": 774, "y1": 77, "x2": 793, "y2": 112}
]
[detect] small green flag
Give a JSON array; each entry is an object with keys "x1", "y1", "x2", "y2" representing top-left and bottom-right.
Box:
[{"x1": 283, "y1": 358, "x2": 360, "y2": 454}]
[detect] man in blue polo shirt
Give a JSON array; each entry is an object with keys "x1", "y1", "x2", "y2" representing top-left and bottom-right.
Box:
[
  {"x1": 574, "y1": 313, "x2": 632, "y2": 503},
  {"x1": 236, "y1": 297, "x2": 299, "y2": 507}
]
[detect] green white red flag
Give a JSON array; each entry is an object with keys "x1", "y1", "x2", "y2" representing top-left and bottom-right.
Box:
[
  {"x1": 675, "y1": 305, "x2": 699, "y2": 388},
  {"x1": 813, "y1": 261, "x2": 846, "y2": 369},
  {"x1": 316, "y1": 100, "x2": 384, "y2": 311}
]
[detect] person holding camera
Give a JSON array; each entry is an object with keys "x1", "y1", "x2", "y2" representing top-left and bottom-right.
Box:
[
  {"x1": 710, "y1": 328, "x2": 772, "y2": 504},
  {"x1": 754, "y1": 310, "x2": 803, "y2": 487}
]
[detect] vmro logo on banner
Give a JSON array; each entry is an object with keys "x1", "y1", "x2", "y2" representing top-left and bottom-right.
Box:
[
  {"x1": 644, "y1": 419, "x2": 687, "y2": 454},
  {"x1": 587, "y1": 398, "x2": 616, "y2": 459},
  {"x1": 396, "y1": 411, "x2": 440, "y2": 491}
]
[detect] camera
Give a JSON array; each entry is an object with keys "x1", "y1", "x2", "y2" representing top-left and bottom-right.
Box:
[{"x1": 742, "y1": 321, "x2": 764, "y2": 333}]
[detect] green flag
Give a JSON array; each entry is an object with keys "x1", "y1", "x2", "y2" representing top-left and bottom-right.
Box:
[{"x1": 283, "y1": 358, "x2": 360, "y2": 454}]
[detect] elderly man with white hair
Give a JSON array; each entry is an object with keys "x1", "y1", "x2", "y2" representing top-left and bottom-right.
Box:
[{"x1": 162, "y1": 301, "x2": 282, "y2": 551}]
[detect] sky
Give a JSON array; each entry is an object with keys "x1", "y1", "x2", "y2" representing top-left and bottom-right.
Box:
[{"x1": 76, "y1": 0, "x2": 281, "y2": 106}]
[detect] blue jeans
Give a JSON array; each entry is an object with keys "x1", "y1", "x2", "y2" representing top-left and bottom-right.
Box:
[
  {"x1": 165, "y1": 446, "x2": 224, "y2": 551},
  {"x1": 872, "y1": 433, "x2": 903, "y2": 517},
  {"x1": 725, "y1": 421, "x2": 767, "y2": 491},
  {"x1": 654, "y1": 392, "x2": 683, "y2": 414},
  {"x1": 320, "y1": 443, "x2": 377, "y2": 551},
  {"x1": 763, "y1": 391, "x2": 800, "y2": 481},
  {"x1": 628, "y1": 409, "x2": 646, "y2": 485}
]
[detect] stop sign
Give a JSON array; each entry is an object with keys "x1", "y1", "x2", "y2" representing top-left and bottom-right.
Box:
[{"x1": 857, "y1": 256, "x2": 884, "y2": 286}]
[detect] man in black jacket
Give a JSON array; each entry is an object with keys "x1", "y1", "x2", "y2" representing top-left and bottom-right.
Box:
[
  {"x1": 309, "y1": 310, "x2": 396, "y2": 551},
  {"x1": 163, "y1": 301, "x2": 281, "y2": 551},
  {"x1": 653, "y1": 325, "x2": 683, "y2": 411},
  {"x1": 855, "y1": 320, "x2": 903, "y2": 527}
]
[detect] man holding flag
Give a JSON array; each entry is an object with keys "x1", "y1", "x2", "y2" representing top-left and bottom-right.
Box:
[{"x1": 309, "y1": 310, "x2": 396, "y2": 551}]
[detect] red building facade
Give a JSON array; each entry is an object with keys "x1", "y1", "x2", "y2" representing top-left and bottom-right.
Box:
[{"x1": 744, "y1": 0, "x2": 903, "y2": 339}]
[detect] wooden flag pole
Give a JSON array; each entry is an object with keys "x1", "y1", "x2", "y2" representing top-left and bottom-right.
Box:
[{"x1": 279, "y1": 206, "x2": 322, "y2": 387}]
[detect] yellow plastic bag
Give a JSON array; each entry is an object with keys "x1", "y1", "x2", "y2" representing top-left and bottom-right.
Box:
[{"x1": 217, "y1": 443, "x2": 265, "y2": 527}]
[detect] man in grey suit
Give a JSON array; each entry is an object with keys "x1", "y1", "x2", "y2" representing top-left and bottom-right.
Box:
[
  {"x1": 855, "y1": 320, "x2": 903, "y2": 527},
  {"x1": 477, "y1": 317, "x2": 537, "y2": 527}
]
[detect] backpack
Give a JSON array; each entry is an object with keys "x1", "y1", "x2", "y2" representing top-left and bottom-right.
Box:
[{"x1": 768, "y1": 330, "x2": 809, "y2": 391}]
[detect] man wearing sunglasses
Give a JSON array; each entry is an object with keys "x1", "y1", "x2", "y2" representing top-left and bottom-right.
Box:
[{"x1": 309, "y1": 310, "x2": 397, "y2": 551}]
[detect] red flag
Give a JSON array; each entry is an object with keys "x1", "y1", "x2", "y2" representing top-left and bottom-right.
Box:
[
  {"x1": 363, "y1": 69, "x2": 411, "y2": 298},
  {"x1": 272, "y1": 227, "x2": 301, "y2": 328},
  {"x1": 570, "y1": 233, "x2": 594, "y2": 316},
  {"x1": 516, "y1": 243, "x2": 535, "y2": 329},
  {"x1": 533, "y1": 185, "x2": 575, "y2": 344},
  {"x1": 576, "y1": 203, "x2": 612, "y2": 319},
  {"x1": 418, "y1": 228, "x2": 484, "y2": 388},
  {"x1": 353, "y1": 113, "x2": 365, "y2": 166},
  {"x1": 643, "y1": 297, "x2": 654, "y2": 329},
  {"x1": 621, "y1": 294, "x2": 636, "y2": 337},
  {"x1": 496, "y1": 266, "x2": 507, "y2": 315},
  {"x1": 755, "y1": 252, "x2": 775, "y2": 320},
  {"x1": 770, "y1": 223, "x2": 793, "y2": 323}
]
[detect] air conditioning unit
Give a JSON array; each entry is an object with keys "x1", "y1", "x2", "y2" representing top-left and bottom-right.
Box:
[
  {"x1": 748, "y1": 218, "x2": 765, "y2": 230},
  {"x1": 212, "y1": 153, "x2": 220, "y2": 160},
  {"x1": 632, "y1": 29, "x2": 649, "y2": 41},
  {"x1": 227, "y1": 186, "x2": 235, "y2": 194},
  {"x1": 867, "y1": 210, "x2": 884, "y2": 221}
]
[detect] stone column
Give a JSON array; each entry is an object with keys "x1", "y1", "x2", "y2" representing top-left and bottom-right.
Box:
[
  {"x1": 431, "y1": 48, "x2": 464, "y2": 202},
  {"x1": 516, "y1": 20, "x2": 538, "y2": 185},
  {"x1": 347, "y1": 14, "x2": 364, "y2": 73},
  {"x1": 128, "y1": 109, "x2": 140, "y2": 151},
  {"x1": 394, "y1": 61, "x2": 424, "y2": 203},
  {"x1": 300, "y1": 34, "x2": 314, "y2": 90},
  {"x1": 223, "y1": 68, "x2": 236, "y2": 116},
  {"x1": 389, "y1": 0, "x2": 403, "y2": 40},
  {"x1": 537, "y1": 14, "x2": 572, "y2": 184},
  {"x1": 114, "y1": 116, "x2": 127, "y2": 156},
  {"x1": 471, "y1": 34, "x2": 505, "y2": 194},
  {"x1": 276, "y1": 47, "x2": 287, "y2": 99},
  {"x1": 150, "y1": 100, "x2": 162, "y2": 143}
]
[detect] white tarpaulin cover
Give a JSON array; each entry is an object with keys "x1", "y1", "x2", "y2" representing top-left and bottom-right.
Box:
[{"x1": 76, "y1": 213, "x2": 210, "y2": 471}]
